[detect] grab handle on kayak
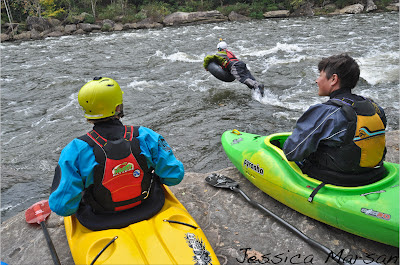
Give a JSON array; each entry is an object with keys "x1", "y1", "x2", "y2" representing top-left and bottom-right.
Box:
[
  {"x1": 308, "y1": 182, "x2": 326, "y2": 203},
  {"x1": 231, "y1": 129, "x2": 242, "y2": 135},
  {"x1": 163, "y1": 219, "x2": 198, "y2": 229},
  {"x1": 90, "y1": 236, "x2": 118, "y2": 265}
]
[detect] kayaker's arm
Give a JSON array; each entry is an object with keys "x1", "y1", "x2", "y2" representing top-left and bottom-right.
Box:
[
  {"x1": 203, "y1": 54, "x2": 227, "y2": 69},
  {"x1": 137, "y1": 127, "x2": 184, "y2": 186},
  {"x1": 49, "y1": 139, "x2": 97, "y2": 216},
  {"x1": 283, "y1": 104, "x2": 348, "y2": 161}
]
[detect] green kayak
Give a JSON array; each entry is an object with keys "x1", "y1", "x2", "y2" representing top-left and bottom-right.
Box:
[{"x1": 221, "y1": 129, "x2": 399, "y2": 247}]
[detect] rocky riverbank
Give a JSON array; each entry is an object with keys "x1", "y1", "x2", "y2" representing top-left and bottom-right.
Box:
[
  {"x1": 1, "y1": 1, "x2": 399, "y2": 43},
  {"x1": 1, "y1": 131, "x2": 398, "y2": 265}
]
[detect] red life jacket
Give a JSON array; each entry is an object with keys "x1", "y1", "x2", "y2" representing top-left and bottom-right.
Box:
[
  {"x1": 219, "y1": 50, "x2": 239, "y2": 70},
  {"x1": 80, "y1": 126, "x2": 153, "y2": 213}
]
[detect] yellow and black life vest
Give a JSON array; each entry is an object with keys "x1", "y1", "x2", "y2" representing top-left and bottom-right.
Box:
[
  {"x1": 330, "y1": 97, "x2": 386, "y2": 168},
  {"x1": 303, "y1": 96, "x2": 387, "y2": 186}
]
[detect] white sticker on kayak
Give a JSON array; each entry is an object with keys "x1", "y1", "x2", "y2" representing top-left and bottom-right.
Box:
[
  {"x1": 361, "y1": 208, "x2": 391, "y2": 221},
  {"x1": 231, "y1": 138, "x2": 243, "y2": 145},
  {"x1": 185, "y1": 233, "x2": 212, "y2": 265}
]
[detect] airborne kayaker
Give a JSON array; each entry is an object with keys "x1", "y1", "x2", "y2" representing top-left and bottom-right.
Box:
[
  {"x1": 283, "y1": 54, "x2": 387, "y2": 186},
  {"x1": 49, "y1": 77, "x2": 184, "y2": 230},
  {"x1": 203, "y1": 39, "x2": 265, "y2": 97}
]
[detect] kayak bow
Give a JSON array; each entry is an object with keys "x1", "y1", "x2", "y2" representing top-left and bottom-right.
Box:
[{"x1": 65, "y1": 185, "x2": 219, "y2": 265}]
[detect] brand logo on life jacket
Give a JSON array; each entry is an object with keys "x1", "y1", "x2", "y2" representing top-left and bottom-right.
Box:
[
  {"x1": 359, "y1": 129, "x2": 367, "y2": 139},
  {"x1": 243, "y1": 159, "x2": 264, "y2": 175},
  {"x1": 112, "y1": 162, "x2": 134, "y2": 177}
]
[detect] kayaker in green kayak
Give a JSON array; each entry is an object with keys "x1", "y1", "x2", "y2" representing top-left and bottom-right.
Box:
[
  {"x1": 203, "y1": 39, "x2": 265, "y2": 96},
  {"x1": 283, "y1": 53, "x2": 387, "y2": 187},
  {"x1": 49, "y1": 77, "x2": 184, "y2": 230}
]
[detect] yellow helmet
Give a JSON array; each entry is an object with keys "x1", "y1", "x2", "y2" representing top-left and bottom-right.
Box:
[{"x1": 78, "y1": 77, "x2": 124, "y2": 119}]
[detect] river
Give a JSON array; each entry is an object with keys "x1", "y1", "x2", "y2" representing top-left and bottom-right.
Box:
[{"x1": 1, "y1": 12, "x2": 399, "y2": 222}]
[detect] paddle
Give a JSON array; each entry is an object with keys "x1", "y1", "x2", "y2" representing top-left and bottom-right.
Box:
[
  {"x1": 205, "y1": 173, "x2": 383, "y2": 265},
  {"x1": 25, "y1": 200, "x2": 61, "y2": 265}
]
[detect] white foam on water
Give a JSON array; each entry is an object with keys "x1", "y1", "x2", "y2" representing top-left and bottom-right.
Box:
[
  {"x1": 258, "y1": 78, "x2": 325, "y2": 112},
  {"x1": 0, "y1": 205, "x2": 13, "y2": 212},
  {"x1": 247, "y1": 42, "x2": 303, "y2": 57},
  {"x1": 31, "y1": 93, "x2": 76, "y2": 128},
  {"x1": 265, "y1": 54, "x2": 307, "y2": 65},
  {"x1": 166, "y1": 52, "x2": 202, "y2": 62},
  {"x1": 196, "y1": 85, "x2": 212, "y2": 92},
  {"x1": 212, "y1": 25, "x2": 228, "y2": 30},
  {"x1": 15, "y1": 106, "x2": 33, "y2": 115},
  {"x1": 188, "y1": 77, "x2": 214, "y2": 92},
  {"x1": 1, "y1": 77, "x2": 14, "y2": 83},
  {"x1": 92, "y1": 33, "x2": 120, "y2": 42},
  {"x1": 158, "y1": 101, "x2": 178, "y2": 112},
  {"x1": 3, "y1": 130, "x2": 31, "y2": 145},
  {"x1": 39, "y1": 159, "x2": 54, "y2": 172},
  {"x1": 256, "y1": 88, "x2": 286, "y2": 108},
  {"x1": 273, "y1": 111, "x2": 295, "y2": 121},
  {"x1": 20, "y1": 62, "x2": 47, "y2": 69},
  {"x1": 357, "y1": 51, "x2": 400, "y2": 85},
  {"x1": 120, "y1": 32, "x2": 149, "y2": 39},
  {"x1": 0, "y1": 43, "x2": 16, "y2": 49},
  {"x1": 153, "y1": 50, "x2": 202, "y2": 63},
  {"x1": 53, "y1": 55, "x2": 73, "y2": 62},
  {"x1": 0, "y1": 196, "x2": 36, "y2": 213},
  {"x1": 59, "y1": 35, "x2": 75, "y2": 41},
  {"x1": 127, "y1": 79, "x2": 153, "y2": 91}
]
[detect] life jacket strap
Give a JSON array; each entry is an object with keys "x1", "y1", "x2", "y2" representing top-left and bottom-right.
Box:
[
  {"x1": 87, "y1": 126, "x2": 136, "y2": 147},
  {"x1": 124, "y1": 126, "x2": 134, "y2": 141},
  {"x1": 87, "y1": 130, "x2": 107, "y2": 147}
]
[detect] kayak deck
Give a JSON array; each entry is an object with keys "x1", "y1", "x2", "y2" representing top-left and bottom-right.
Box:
[
  {"x1": 221, "y1": 129, "x2": 399, "y2": 247},
  {"x1": 64, "y1": 186, "x2": 219, "y2": 265}
]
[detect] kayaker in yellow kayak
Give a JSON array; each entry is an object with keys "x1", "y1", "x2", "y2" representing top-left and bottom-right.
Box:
[
  {"x1": 283, "y1": 53, "x2": 387, "y2": 186},
  {"x1": 203, "y1": 39, "x2": 265, "y2": 96},
  {"x1": 49, "y1": 77, "x2": 184, "y2": 230}
]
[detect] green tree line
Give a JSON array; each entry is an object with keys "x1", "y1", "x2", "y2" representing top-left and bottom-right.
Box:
[{"x1": 1, "y1": 0, "x2": 393, "y2": 25}]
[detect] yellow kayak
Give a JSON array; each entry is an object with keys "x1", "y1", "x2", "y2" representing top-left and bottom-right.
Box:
[{"x1": 64, "y1": 185, "x2": 219, "y2": 265}]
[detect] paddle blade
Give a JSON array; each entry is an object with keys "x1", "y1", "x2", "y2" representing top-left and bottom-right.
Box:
[
  {"x1": 205, "y1": 173, "x2": 239, "y2": 189},
  {"x1": 25, "y1": 200, "x2": 51, "y2": 224}
]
